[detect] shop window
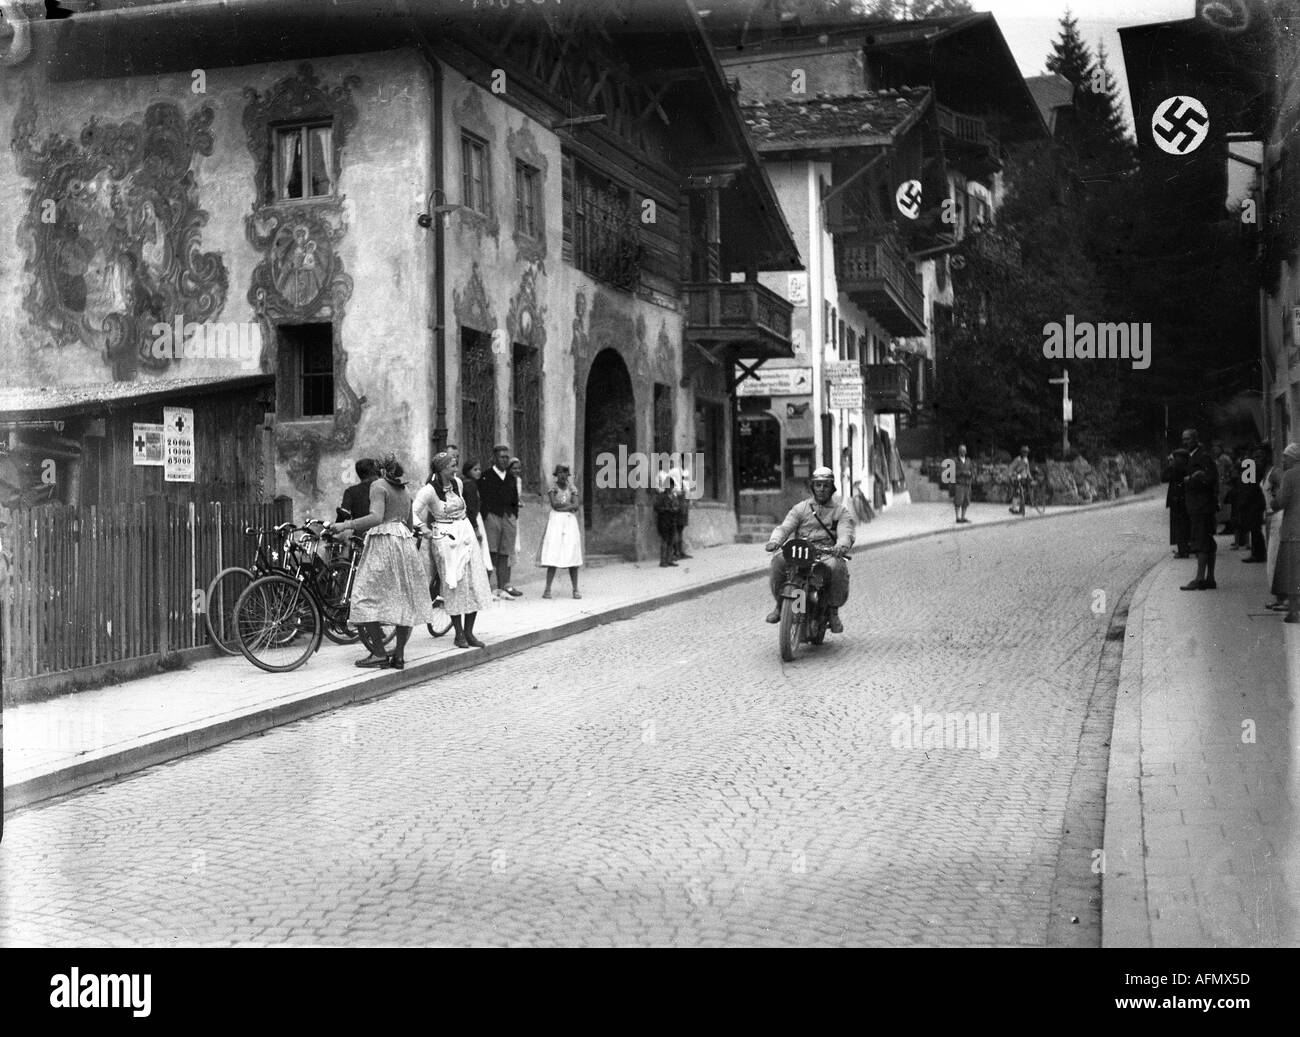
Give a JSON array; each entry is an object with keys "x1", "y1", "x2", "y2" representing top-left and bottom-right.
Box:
[
  {"x1": 461, "y1": 327, "x2": 496, "y2": 467},
  {"x1": 512, "y1": 343, "x2": 541, "y2": 493},
  {"x1": 737, "y1": 413, "x2": 781, "y2": 490}
]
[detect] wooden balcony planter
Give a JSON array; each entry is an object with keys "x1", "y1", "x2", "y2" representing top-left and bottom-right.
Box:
[
  {"x1": 834, "y1": 235, "x2": 926, "y2": 337},
  {"x1": 682, "y1": 281, "x2": 795, "y2": 359}
]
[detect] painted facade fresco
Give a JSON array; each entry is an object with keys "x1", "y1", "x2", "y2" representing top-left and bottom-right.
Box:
[
  {"x1": 242, "y1": 63, "x2": 365, "y2": 497},
  {"x1": 11, "y1": 93, "x2": 229, "y2": 382}
]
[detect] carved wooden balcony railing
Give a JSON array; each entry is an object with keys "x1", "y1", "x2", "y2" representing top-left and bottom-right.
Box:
[
  {"x1": 683, "y1": 281, "x2": 795, "y2": 359},
  {"x1": 864, "y1": 362, "x2": 912, "y2": 413},
  {"x1": 834, "y1": 234, "x2": 926, "y2": 337}
]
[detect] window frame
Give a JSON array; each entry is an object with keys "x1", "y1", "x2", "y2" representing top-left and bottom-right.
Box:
[
  {"x1": 515, "y1": 160, "x2": 542, "y2": 240},
  {"x1": 461, "y1": 131, "x2": 492, "y2": 216},
  {"x1": 272, "y1": 120, "x2": 336, "y2": 203},
  {"x1": 277, "y1": 323, "x2": 336, "y2": 419}
]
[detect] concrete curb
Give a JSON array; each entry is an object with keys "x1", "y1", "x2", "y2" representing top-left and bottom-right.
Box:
[
  {"x1": 6, "y1": 490, "x2": 1161, "y2": 813},
  {"x1": 1100, "y1": 554, "x2": 1166, "y2": 947}
]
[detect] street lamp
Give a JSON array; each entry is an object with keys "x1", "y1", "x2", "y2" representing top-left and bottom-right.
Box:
[{"x1": 417, "y1": 188, "x2": 464, "y2": 229}]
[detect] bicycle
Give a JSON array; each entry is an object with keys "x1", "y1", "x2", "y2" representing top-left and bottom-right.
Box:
[
  {"x1": 232, "y1": 524, "x2": 390, "y2": 671},
  {"x1": 1010, "y1": 475, "x2": 1046, "y2": 516},
  {"x1": 204, "y1": 521, "x2": 296, "y2": 655}
]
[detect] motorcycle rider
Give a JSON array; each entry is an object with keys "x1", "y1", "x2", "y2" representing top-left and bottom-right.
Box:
[{"x1": 764, "y1": 467, "x2": 855, "y2": 633}]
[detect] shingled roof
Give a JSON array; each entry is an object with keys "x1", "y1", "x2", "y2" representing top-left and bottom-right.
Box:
[
  {"x1": 0, "y1": 375, "x2": 272, "y2": 419},
  {"x1": 741, "y1": 86, "x2": 931, "y2": 152}
]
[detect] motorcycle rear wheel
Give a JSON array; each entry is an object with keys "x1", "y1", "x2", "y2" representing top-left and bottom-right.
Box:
[{"x1": 779, "y1": 597, "x2": 802, "y2": 662}]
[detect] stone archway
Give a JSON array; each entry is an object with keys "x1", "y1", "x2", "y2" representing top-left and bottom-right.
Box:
[{"x1": 583, "y1": 348, "x2": 637, "y2": 554}]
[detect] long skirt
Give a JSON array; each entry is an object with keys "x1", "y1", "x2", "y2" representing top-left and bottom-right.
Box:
[
  {"x1": 349, "y1": 522, "x2": 437, "y2": 626},
  {"x1": 427, "y1": 516, "x2": 492, "y2": 616},
  {"x1": 1271, "y1": 537, "x2": 1300, "y2": 601},
  {"x1": 538, "y1": 510, "x2": 583, "y2": 568}
]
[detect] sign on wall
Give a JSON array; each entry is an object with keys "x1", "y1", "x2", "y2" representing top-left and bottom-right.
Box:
[
  {"x1": 131, "y1": 423, "x2": 164, "y2": 466},
  {"x1": 735, "y1": 367, "x2": 813, "y2": 397},
  {"x1": 163, "y1": 407, "x2": 195, "y2": 482},
  {"x1": 787, "y1": 274, "x2": 808, "y2": 306},
  {"x1": 827, "y1": 381, "x2": 864, "y2": 409}
]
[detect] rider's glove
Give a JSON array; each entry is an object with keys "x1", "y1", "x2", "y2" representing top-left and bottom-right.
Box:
[{"x1": 764, "y1": 541, "x2": 780, "y2": 553}]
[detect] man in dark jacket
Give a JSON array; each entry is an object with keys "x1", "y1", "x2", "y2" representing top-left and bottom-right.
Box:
[
  {"x1": 479, "y1": 443, "x2": 522, "y2": 597},
  {"x1": 338, "y1": 458, "x2": 378, "y2": 523},
  {"x1": 1182, "y1": 429, "x2": 1219, "y2": 590}
]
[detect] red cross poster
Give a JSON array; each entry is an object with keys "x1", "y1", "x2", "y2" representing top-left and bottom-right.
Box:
[
  {"x1": 131, "y1": 423, "x2": 164, "y2": 466},
  {"x1": 163, "y1": 407, "x2": 195, "y2": 482}
]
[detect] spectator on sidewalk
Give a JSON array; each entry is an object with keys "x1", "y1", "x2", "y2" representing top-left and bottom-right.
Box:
[
  {"x1": 414, "y1": 451, "x2": 491, "y2": 648},
  {"x1": 654, "y1": 477, "x2": 681, "y2": 567},
  {"x1": 480, "y1": 444, "x2": 522, "y2": 599},
  {"x1": 539, "y1": 463, "x2": 583, "y2": 599},
  {"x1": 952, "y1": 444, "x2": 974, "y2": 524},
  {"x1": 462, "y1": 460, "x2": 494, "y2": 577},
  {"x1": 337, "y1": 457, "x2": 377, "y2": 523},
  {"x1": 1165, "y1": 447, "x2": 1191, "y2": 558},
  {"x1": 1215, "y1": 443, "x2": 1235, "y2": 535},
  {"x1": 1264, "y1": 448, "x2": 1286, "y2": 609},
  {"x1": 326, "y1": 452, "x2": 433, "y2": 669},
  {"x1": 1238, "y1": 445, "x2": 1267, "y2": 564},
  {"x1": 1270, "y1": 443, "x2": 1300, "y2": 621},
  {"x1": 1182, "y1": 428, "x2": 1219, "y2": 591},
  {"x1": 508, "y1": 456, "x2": 525, "y2": 560}
]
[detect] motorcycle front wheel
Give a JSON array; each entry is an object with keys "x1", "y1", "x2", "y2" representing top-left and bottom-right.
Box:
[{"x1": 778, "y1": 596, "x2": 802, "y2": 662}]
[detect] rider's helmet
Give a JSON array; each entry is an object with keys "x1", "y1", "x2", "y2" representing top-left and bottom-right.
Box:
[{"x1": 810, "y1": 466, "x2": 836, "y2": 493}]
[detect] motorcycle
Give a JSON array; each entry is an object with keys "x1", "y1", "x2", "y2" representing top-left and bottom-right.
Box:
[{"x1": 774, "y1": 537, "x2": 841, "y2": 662}]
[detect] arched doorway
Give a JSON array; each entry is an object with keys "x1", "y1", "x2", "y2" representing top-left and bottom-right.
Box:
[{"x1": 583, "y1": 348, "x2": 637, "y2": 552}]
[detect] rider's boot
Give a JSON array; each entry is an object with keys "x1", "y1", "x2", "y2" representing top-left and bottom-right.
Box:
[
  {"x1": 766, "y1": 601, "x2": 782, "y2": 623},
  {"x1": 829, "y1": 608, "x2": 844, "y2": 634}
]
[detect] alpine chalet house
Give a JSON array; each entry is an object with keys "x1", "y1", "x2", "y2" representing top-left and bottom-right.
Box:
[{"x1": 701, "y1": 6, "x2": 1046, "y2": 522}]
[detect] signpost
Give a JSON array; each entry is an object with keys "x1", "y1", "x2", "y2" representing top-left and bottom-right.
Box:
[
  {"x1": 1048, "y1": 371, "x2": 1071, "y2": 456},
  {"x1": 735, "y1": 366, "x2": 813, "y2": 397}
]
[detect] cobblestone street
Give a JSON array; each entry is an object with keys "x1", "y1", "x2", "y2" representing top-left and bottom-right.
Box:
[{"x1": 0, "y1": 503, "x2": 1169, "y2": 946}]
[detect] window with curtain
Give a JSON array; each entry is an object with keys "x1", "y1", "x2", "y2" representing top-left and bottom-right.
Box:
[
  {"x1": 515, "y1": 161, "x2": 541, "y2": 239},
  {"x1": 274, "y1": 123, "x2": 334, "y2": 200}
]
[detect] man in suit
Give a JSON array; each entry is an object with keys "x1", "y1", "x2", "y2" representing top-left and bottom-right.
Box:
[
  {"x1": 338, "y1": 457, "x2": 377, "y2": 523},
  {"x1": 480, "y1": 443, "x2": 522, "y2": 598},
  {"x1": 1182, "y1": 428, "x2": 1219, "y2": 591}
]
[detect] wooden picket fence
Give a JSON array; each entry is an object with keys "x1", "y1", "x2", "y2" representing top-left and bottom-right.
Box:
[{"x1": 0, "y1": 496, "x2": 292, "y2": 682}]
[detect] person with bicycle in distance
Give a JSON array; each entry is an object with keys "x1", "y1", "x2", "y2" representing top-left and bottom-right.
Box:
[
  {"x1": 324, "y1": 451, "x2": 434, "y2": 669},
  {"x1": 413, "y1": 451, "x2": 492, "y2": 649},
  {"x1": 764, "y1": 467, "x2": 855, "y2": 633},
  {"x1": 1008, "y1": 445, "x2": 1033, "y2": 516}
]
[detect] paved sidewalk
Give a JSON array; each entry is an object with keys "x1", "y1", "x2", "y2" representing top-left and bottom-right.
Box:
[
  {"x1": 3, "y1": 492, "x2": 1156, "y2": 812},
  {"x1": 1104, "y1": 537, "x2": 1300, "y2": 946}
]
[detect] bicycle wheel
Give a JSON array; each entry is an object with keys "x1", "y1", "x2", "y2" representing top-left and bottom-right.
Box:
[
  {"x1": 234, "y1": 574, "x2": 323, "y2": 673},
  {"x1": 1032, "y1": 483, "x2": 1046, "y2": 515},
  {"x1": 205, "y1": 566, "x2": 254, "y2": 655},
  {"x1": 427, "y1": 596, "x2": 454, "y2": 637}
]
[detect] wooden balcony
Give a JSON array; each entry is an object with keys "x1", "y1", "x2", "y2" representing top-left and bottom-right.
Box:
[
  {"x1": 834, "y1": 234, "x2": 926, "y2": 337},
  {"x1": 864, "y1": 363, "x2": 912, "y2": 413},
  {"x1": 936, "y1": 104, "x2": 1003, "y2": 180},
  {"x1": 682, "y1": 281, "x2": 795, "y2": 359}
]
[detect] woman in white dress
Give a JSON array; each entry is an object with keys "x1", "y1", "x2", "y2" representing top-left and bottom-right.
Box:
[
  {"x1": 538, "y1": 463, "x2": 583, "y2": 599},
  {"x1": 413, "y1": 452, "x2": 492, "y2": 648}
]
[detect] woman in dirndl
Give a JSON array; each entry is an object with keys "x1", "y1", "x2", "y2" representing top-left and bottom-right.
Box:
[
  {"x1": 413, "y1": 451, "x2": 492, "y2": 648},
  {"x1": 538, "y1": 463, "x2": 583, "y2": 599},
  {"x1": 326, "y1": 452, "x2": 434, "y2": 670}
]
